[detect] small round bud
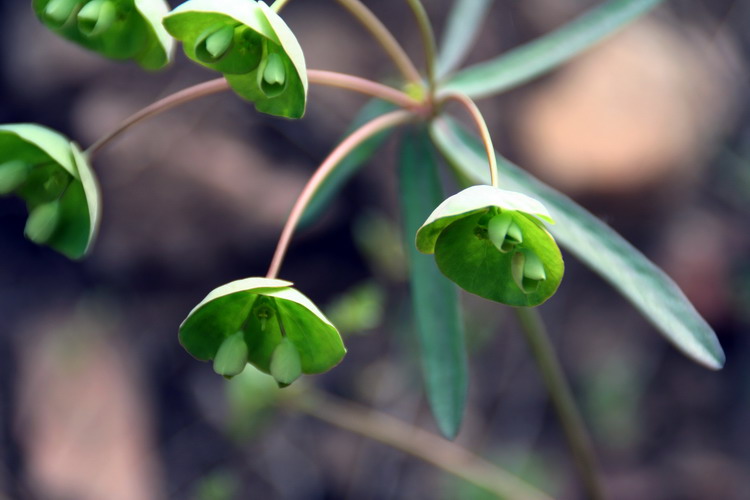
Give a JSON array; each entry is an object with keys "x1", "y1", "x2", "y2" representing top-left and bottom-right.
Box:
[
  {"x1": 44, "y1": 0, "x2": 81, "y2": 27},
  {"x1": 270, "y1": 337, "x2": 301, "y2": 387},
  {"x1": 488, "y1": 212, "x2": 523, "y2": 253},
  {"x1": 77, "y1": 0, "x2": 117, "y2": 38},
  {"x1": 260, "y1": 52, "x2": 286, "y2": 97},
  {"x1": 0, "y1": 161, "x2": 30, "y2": 195},
  {"x1": 25, "y1": 201, "x2": 61, "y2": 244},
  {"x1": 512, "y1": 249, "x2": 547, "y2": 294},
  {"x1": 213, "y1": 331, "x2": 249, "y2": 378},
  {"x1": 195, "y1": 24, "x2": 236, "y2": 63}
]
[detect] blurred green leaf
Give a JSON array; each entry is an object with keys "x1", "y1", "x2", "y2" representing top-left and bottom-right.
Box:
[
  {"x1": 430, "y1": 117, "x2": 725, "y2": 369},
  {"x1": 436, "y1": 0, "x2": 494, "y2": 79},
  {"x1": 300, "y1": 99, "x2": 397, "y2": 228},
  {"x1": 326, "y1": 281, "x2": 385, "y2": 335},
  {"x1": 442, "y1": 0, "x2": 664, "y2": 99},
  {"x1": 398, "y1": 128, "x2": 468, "y2": 438}
]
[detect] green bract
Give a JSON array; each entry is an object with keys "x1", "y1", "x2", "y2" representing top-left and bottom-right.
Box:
[
  {"x1": 0, "y1": 124, "x2": 101, "y2": 259},
  {"x1": 163, "y1": 0, "x2": 308, "y2": 118},
  {"x1": 416, "y1": 185, "x2": 564, "y2": 307},
  {"x1": 179, "y1": 278, "x2": 346, "y2": 385},
  {"x1": 32, "y1": 0, "x2": 174, "y2": 70}
]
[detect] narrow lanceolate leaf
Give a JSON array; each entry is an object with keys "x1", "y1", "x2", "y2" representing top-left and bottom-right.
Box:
[
  {"x1": 398, "y1": 129, "x2": 468, "y2": 438},
  {"x1": 436, "y1": 0, "x2": 494, "y2": 79},
  {"x1": 430, "y1": 117, "x2": 725, "y2": 369},
  {"x1": 299, "y1": 99, "x2": 396, "y2": 228},
  {"x1": 442, "y1": 0, "x2": 665, "y2": 99}
]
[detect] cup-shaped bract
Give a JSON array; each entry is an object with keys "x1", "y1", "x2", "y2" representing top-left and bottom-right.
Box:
[
  {"x1": 0, "y1": 124, "x2": 101, "y2": 259},
  {"x1": 416, "y1": 186, "x2": 564, "y2": 307},
  {"x1": 163, "y1": 0, "x2": 308, "y2": 118},
  {"x1": 33, "y1": 0, "x2": 174, "y2": 70},
  {"x1": 179, "y1": 278, "x2": 346, "y2": 384}
]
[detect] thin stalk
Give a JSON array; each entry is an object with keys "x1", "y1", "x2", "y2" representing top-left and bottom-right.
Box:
[
  {"x1": 405, "y1": 0, "x2": 437, "y2": 91},
  {"x1": 334, "y1": 0, "x2": 422, "y2": 86},
  {"x1": 85, "y1": 78, "x2": 229, "y2": 158},
  {"x1": 515, "y1": 307, "x2": 607, "y2": 500},
  {"x1": 441, "y1": 93, "x2": 498, "y2": 187},
  {"x1": 283, "y1": 389, "x2": 555, "y2": 500},
  {"x1": 86, "y1": 71, "x2": 418, "y2": 158},
  {"x1": 272, "y1": 0, "x2": 293, "y2": 12},
  {"x1": 266, "y1": 109, "x2": 414, "y2": 279}
]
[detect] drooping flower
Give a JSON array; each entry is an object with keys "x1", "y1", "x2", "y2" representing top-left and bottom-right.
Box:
[
  {"x1": 0, "y1": 124, "x2": 101, "y2": 259},
  {"x1": 179, "y1": 277, "x2": 346, "y2": 386},
  {"x1": 163, "y1": 0, "x2": 308, "y2": 118},
  {"x1": 416, "y1": 185, "x2": 564, "y2": 307},
  {"x1": 33, "y1": 0, "x2": 174, "y2": 69}
]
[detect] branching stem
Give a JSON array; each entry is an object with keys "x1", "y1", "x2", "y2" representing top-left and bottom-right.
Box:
[
  {"x1": 515, "y1": 307, "x2": 607, "y2": 500},
  {"x1": 283, "y1": 389, "x2": 555, "y2": 500},
  {"x1": 272, "y1": 0, "x2": 294, "y2": 12},
  {"x1": 405, "y1": 0, "x2": 437, "y2": 91},
  {"x1": 266, "y1": 109, "x2": 414, "y2": 279},
  {"x1": 85, "y1": 71, "x2": 419, "y2": 158},
  {"x1": 334, "y1": 0, "x2": 422, "y2": 86},
  {"x1": 440, "y1": 93, "x2": 498, "y2": 187}
]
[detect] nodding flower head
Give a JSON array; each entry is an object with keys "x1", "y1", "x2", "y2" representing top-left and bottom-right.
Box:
[
  {"x1": 179, "y1": 277, "x2": 346, "y2": 387},
  {"x1": 416, "y1": 185, "x2": 564, "y2": 307},
  {"x1": 0, "y1": 124, "x2": 100, "y2": 259},
  {"x1": 164, "y1": 0, "x2": 308, "y2": 118},
  {"x1": 34, "y1": 0, "x2": 173, "y2": 69}
]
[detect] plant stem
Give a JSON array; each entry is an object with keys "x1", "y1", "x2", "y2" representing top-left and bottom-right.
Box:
[
  {"x1": 334, "y1": 0, "x2": 423, "y2": 86},
  {"x1": 283, "y1": 389, "x2": 555, "y2": 500},
  {"x1": 266, "y1": 109, "x2": 414, "y2": 279},
  {"x1": 272, "y1": 0, "x2": 293, "y2": 12},
  {"x1": 405, "y1": 0, "x2": 437, "y2": 91},
  {"x1": 85, "y1": 71, "x2": 419, "y2": 158},
  {"x1": 440, "y1": 93, "x2": 498, "y2": 187},
  {"x1": 308, "y1": 70, "x2": 421, "y2": 110},
  {"x1": 85, "y1": 78, "x2": 230, "y2": 158},
  {"x1": 515, "y1": 307, "x2": 607, "y2": 500}
]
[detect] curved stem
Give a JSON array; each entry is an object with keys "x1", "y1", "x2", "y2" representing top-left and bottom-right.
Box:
[
  {"x1": 266, "y1": 109, "x2": 414, "y2": 279},
  {"x1": 283, "y1": 389, "x2": 554, "y2": 500},
  {"x1": 334, "y1": 0, "x2": 422, "y2": 86},
  {"x1": 85, "y1": 71, "x2": 420, "y2": 158},
  {"x1": 515, "y1": 307, "x2": 607, "y2": 500},
  {"x1": 272, "y1": 0, "x2": 293, "y2": 12},
  {"x1": 85, "y1": 78, "x2": 230, "y2": 158},
  {"x1": 308, "y1": 70, "x2": 421, "y2": 110},
  {"x1": 440, "y1": 93, "x2": 498, "y2": 187},
  {"x1": 405, "y1": 0, "x2": 437, "y2": 91}
]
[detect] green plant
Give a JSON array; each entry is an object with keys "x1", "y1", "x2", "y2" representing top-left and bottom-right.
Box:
[{"x1": 1, "y1": 0, "x2": 725, "y2": 498}]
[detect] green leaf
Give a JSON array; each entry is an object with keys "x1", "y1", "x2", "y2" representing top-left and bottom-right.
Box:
[
  {"x1": 300, "y1": 99, "x2": 396, "y2": 228},
  {"x1": 430, "y1": 117, "x2": 725, "y2": 369},
  {"x1": 398, "y1": 128, "x2": 468, "y2": 439},
  {"x1": 436, "y1": 0, "x2": 494, "y2": 79},
  {"x1": 164, "y1": 0, "x2": 308, "y2": 118},
  {"x1": 442, "y1": 0, "x2": 665, "y2": 99},
  {"x1": 179, "y1": 277, "x2": 346, "y2": 377},
  {"x1": 33, "y1": 0, "x2": 174, "y2": 70},
  {"x1": 0, "y1": 124, "x2": 101, "y2": 259}
]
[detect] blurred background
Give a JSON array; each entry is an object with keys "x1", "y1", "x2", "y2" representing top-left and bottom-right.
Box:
[{"x1": 1, "y1": 0, "x2": 749, "y2": 498}]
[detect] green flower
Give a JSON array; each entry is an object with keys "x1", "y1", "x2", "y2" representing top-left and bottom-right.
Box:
[
  {"x1": 163, "y1": 0, "x2": 308, "y2": 118},
  {"x1": 33, "y1": 0, "x2": 173, "y2": 70},
  {"x1": 416, "y1": 186, "x2": 564, "y2": 306},
  {"x1": 179, "y1": 278, "x2": 346, "y2": 386},
  {"x1": 0, "y1": 124, "x2": 100, "y2": 259}
]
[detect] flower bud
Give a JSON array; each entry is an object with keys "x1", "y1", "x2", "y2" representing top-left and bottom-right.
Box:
[
  {"x1": 488, "y1": 212, "x2": 523, "y2": 253},
  {"x1": 512, "y1": 249, "x2": 547, "y2": 294},
  {"x1": 43, "y1": 0, "x2": 81, "y2": 27},
  {"x1": 0, "y1": 161, "x2": 30, "y2": 195},
  {"x1": 260, "y1": 52, "x2": 286, "y2": 97},
  {"x1": 213, "y1": 331, "x2": 249, "y2": 378},
  {"x1": 270, "y1": 337, "x2": 301, "y2": 387},
  {"x1": 195, "y1": 24, "x2": 236, "y2": 63},
  {"x1": 25, "y1": 200, "x2": 61, "y2": 244},
  {"x1": 77, "y1": 0, "x2": 117, "y2": 37}
]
